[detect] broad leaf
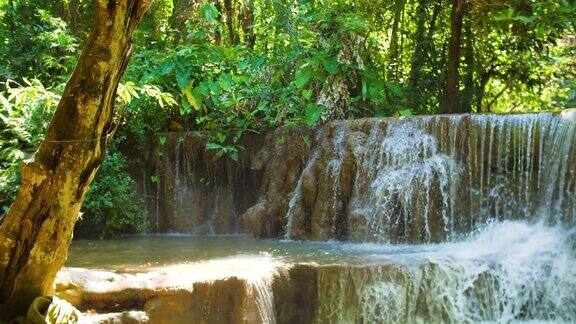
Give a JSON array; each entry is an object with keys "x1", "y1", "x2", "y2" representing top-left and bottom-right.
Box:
[
  {"x1": 304, "y1": 103, "x2": 323, "y2": 126},
  {"x1": 323, "y1": 58, "x2": 338, "y2": 75},
  {"x1": 295, "y1": 68, "x2": 312, "y2": 88}
]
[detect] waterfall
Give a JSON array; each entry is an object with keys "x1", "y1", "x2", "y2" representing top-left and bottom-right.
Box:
[
  {"x1": 354, "y1": 118, "x2": 459, "y2": 242},
  {"x1": 150, "y1": 133, "x2": 263, "y2": 234},
  {"x1": 77, "y1": 110, "x2": 576, "y2": 323},
  {"x1": 284, "y1": 110, "x2": 576, "y2": 243},
  {"x1": 314, "y1": 221, "x2": 576, "y2": 323}
]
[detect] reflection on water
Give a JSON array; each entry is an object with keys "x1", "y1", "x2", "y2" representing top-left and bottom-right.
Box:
[
  {"x1": 68, "y1": 220, "x2": 574, "y2": 271},
  {"x1": 67, "y1": 234, "x2": 431, "y2": 270}
]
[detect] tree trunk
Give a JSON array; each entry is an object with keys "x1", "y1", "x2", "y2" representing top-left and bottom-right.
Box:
[
  {"x1": 241, "y1": 0, "x2": 256, "y2": 50},
  {"x1": 169, "y1": 0, "x2": 195, "y2": 45},
  {"x1": 223, "y1": 0, "x2": 237, "y2": 45},
  {"x1": 409, "y1": 0, "x2": 429, "y2": 95},
  {"x1": 461, "y1": 11, "x2": 474, "y2": 113},
  {"x1": 388, "y1": 0, "x2": 406, "y2": 81},
  {"x1": 0, "y1": 0, "x2": 151, "y2": 318},
  {"x1": 66, "y1": 0, "x2": 82, "y2": 33},
  {"x1": 442, "y1": 0, "x2": 465, "y2": 114}
]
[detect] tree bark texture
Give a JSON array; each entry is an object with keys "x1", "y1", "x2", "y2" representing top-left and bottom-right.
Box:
[
  {"x1": 461, "y1": 11, "x2": 474, "y2": 113},
  {"x1": 443, "y1": 0, "x2": 465, "y2": 114},
  {"x1": 223, "y1": 0, "x2": 237, "y2": 45},
  {"x1": 0, "y1": 0, "x2": 151, "y2": 318},
  {"x1": 241, "y1": 0, "x2": 256, "y2": 49},
  {"x1": 388, "y1": 0, "x2": 406, "y2": 81},
  {"x1": 169, "y1": 0, "x2": 196, "y2": 44}
]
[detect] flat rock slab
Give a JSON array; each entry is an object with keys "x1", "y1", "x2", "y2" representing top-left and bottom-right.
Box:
[{"x1": 55, "y1": 256, "x2": 283, "y2": 323}]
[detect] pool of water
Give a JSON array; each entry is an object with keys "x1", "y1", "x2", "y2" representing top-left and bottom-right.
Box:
[
  {"x1": 67, "y1": 220, "x2": 574, "y2": 271},
  {"x1": 67, "y1": 234, "x2": 436, "y2": 270},
  {"x1": 66, "y1": 221, "x2": 576, "y2": 322}
]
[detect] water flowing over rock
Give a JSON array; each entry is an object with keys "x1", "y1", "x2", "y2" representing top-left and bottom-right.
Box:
[
  {"x1": 101, "y1": 110, "x2": 576, "y2": 323},
  {"x1": 139, "y1": 133, "x2": 265, "y2": 234},
  {"x1": 147, "y1": 110, "x2": 576, "y2": 242},
  {"x1": 62, "y1": 220, "x2": 576, "y2": 323},
  {"x1": 56, "y1": 257, "x2": 281, "y2": 323},
  {"x1": 279, "y1": 110, "x2": 576, "y2": 243}
]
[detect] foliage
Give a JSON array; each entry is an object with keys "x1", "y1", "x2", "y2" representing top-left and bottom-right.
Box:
[
  {"x1": 76, "y1": 150, "x2": 148, "y2": 239},
  {"x1": 0, "y1": 79, "x2": 173, "y2": 236},
  {"x1": 0, "y1": 2, "x2": 79, "y2": 86},
  {"x1": 123, "y1": 0, "x2": 408, "y2": 155},
  {"x1": 0, "y1": 79, "x2": 60, "y2": 213}
]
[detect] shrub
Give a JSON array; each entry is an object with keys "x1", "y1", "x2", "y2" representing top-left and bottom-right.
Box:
[{"x1": 76, "y1": 150, "x2": 148, "y2": 238}]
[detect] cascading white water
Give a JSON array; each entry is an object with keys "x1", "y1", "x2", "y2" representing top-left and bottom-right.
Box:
[
  {"x1": 120, "y1": 110, "x2": 576, "y2": 323},
  {"x1": 285, "y1": 110, "x2": 576, "y2": 242},
  {"x1": 355, "y1": 118, "x2": 460, "y2": 242},
  {"x1": 279, "y1": 110, "x2": 576, "y2": 322},
  {"x1": 316, "y1": 220, "x2": 576, "y2": 323}
]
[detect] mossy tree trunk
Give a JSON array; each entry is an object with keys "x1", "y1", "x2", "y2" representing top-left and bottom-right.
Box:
[{"x1": 0, "y1": 0, "x2": 151, "y2": 318}]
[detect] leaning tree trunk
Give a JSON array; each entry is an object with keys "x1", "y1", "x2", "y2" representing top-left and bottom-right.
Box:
[
  {"x1": 443, "y1": 0, "x2": 465, "y2": 114},
  {"x1": 0, "y1": 0, "x2": 151, "y2": 318}
]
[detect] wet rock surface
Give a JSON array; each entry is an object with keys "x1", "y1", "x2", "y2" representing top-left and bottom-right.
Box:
[
  {"x1": 141, "y1": 111, "x2": 576, "y2": 243},
  {"x1": 60, "y1": 219, "x2": 576, "y2": 323},
  {"x1": 138, "y1": 132, "x2": 266, "y2": 234},
  {"x1": 55, "y1": 257, "x2": 281, "y2": 323},
  {"x1": 239, "y1": 126, "x2": 313, "y2": 237},
  {"x1": 65, "y1": 110, "x2": 576, "y2": 323}
]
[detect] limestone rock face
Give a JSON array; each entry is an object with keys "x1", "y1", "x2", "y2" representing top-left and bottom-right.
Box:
[
  {"x1": 140, "y1": 111, "x2": 576, "y2": 243},
  {"x1": 272, "y1": 264, "x2": 319, "y2": 324},
  {"x1": 239, "y1": 126, "x2": 313, "y2": 237},
  {"x1": 138, "y1": 133, "x2": 266, "y2": 234},
  {"x1": 143, "y1": 277, "x2": 263, "y2": 324}
]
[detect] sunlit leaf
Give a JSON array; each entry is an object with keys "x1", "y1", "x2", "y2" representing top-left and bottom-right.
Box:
[
  {"x1": 295, "y1": 68, "x2": 312, "y2": 88},
  {"x1": 304, "y1": 103, "x2": 323, "y2": 126}
]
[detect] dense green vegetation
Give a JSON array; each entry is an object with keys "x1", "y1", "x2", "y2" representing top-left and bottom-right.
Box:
[{"x1": 1, "y1": 0, "x2": 575, "y2": 237}]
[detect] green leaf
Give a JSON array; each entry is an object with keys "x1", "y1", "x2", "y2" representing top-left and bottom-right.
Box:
[
  {"x1": 180, "y1": 96, "x2": 192, "y2": 115},
  {"x1": 322, "y1": 58, "x2": 338, "y2": 75},
  {"x1": 159, "y1": 136, "x2": 167, "y2": 146},
  {"x1": 386, "y1": 82, "x2": 404, "y2": 97},
  {"x1": 375, "y1": 108, "x2": 387, "y2": 117},
  {"x1": 208, "y1": 81, "x2": 221, "y2": 94},
  {"x1": 197, "y1": 82, "x2": 210, "y2": 96},
  {"x1": 218, "y1": 75, "x2": 232, "y2": 91},
  {"x1": 295, "y1": 68, "x2": 312, "y2": 88},
  {"x1": 201, "y1": 3, "x2": 220, "y2": 21},
  {"x1": 206, "y1": 142, "x2": 224, "y2": 150},
  {"x1": 176, "y1": 69, "x2": 190, "y2": 88},
  {"x1": 514, "y1": 15, "x2": 537, "y2": 24},
  {"x1": 150, "y1": 175, "x2": 160, "y2": 184},
  {"x1": 304, "y1": 103, "x2": 323, "y2": 126},
  {"x1": 182, "y1": 82, "x2": 203, "y2": 110},
  {"x1": 161, "y1": 62, "x2": 175, "y2": 75},
  {"x1": 398, "y1": 109, "x2": 413, "y2": 117}
]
